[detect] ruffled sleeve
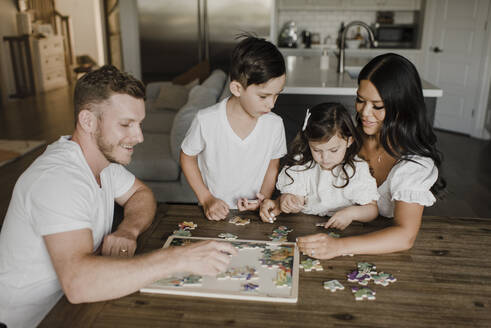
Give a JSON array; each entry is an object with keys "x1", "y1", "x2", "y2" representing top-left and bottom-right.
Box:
[
  {"x1": 276, "y1": 164, "x2": 309, "y2": 197},
  {"x1": 390, "y1": 156, "x2": 438, "y2": 206},
  {"x1": 343, "y1": 160, "x2": 379, "y2": 205}
]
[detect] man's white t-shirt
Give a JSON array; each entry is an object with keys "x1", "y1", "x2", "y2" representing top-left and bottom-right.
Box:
[
  {"x1": 181, "y1": 97, "x2": 287, "y2": 208},
  {"x1": 0, "y1": 136, "x2": 135, "y2": 328}
]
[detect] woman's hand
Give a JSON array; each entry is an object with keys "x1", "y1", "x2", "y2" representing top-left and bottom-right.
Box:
[
  {"x1": 279, "y1": 193, "x2": 305, "y2": 213},
  {"x1": 297, "y1": 233, "x2": 344, "y2": 260}
]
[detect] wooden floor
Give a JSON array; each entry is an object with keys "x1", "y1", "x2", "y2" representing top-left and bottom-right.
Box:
[{"x1": 0, "y1": 86, "x2": 490, "y2": 227}]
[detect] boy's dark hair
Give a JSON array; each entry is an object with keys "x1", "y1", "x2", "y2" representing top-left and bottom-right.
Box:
[
  {"x1": 283, "y1": 103, "x2": 363, "y2": 188},
  {"x1": 230, "y1": 34, "x2": 286, "y2": 87},
  {"x1": 73, "y1": 65, "x2": 145, "y2": 123}
]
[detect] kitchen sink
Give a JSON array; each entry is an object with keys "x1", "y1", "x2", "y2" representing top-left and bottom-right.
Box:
[{"x1": 345, "y1": 66, "x2": 362, "y2": 80}]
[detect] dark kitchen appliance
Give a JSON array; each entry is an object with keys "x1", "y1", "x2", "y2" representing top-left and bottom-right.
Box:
[{"x1": 372, "y1": 23, "x2": 418, "y2": 49}]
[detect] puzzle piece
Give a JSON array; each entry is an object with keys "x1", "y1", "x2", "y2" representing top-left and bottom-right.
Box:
[
  {"x1": 218, "y1": 232, "x2": 238, "y2": 240},
  {"x1": 371, "y1": 272, "x2": 397, "y2": 286},
  {"x1": 269, "y1": 234, "x2": 287, "y2": 242},
  {"x1": 357, "y1": 262, "x2": 377, "y2": 275},
  {"x1": 276, "y1": 226, "x2": 293, "y2": 233},
  {"x1": 300, "y1": 258, "x2": 323, "y2": 272},
  {"x1": 260, "y1": 247, "x2": 294, "y2": 268},
  {"x1": 182, "y1": 274, "x2": 203, "y2": 287},
  {"x1": 155, "y1": 277, "x2": 183, "y2": 287},
  {"x1": 178, "y1": 221, "x2": 197, "y2": 230},
  {"x1": 170, "y1": 238, "x2": 193, "y2": 247},
  {"x1": 173, "y1": 229, "x2": 192, "y2": 237},
  {"x1": 216, "y1": 266, "x2": 259, "y2": 281},
  {"x1": 327, "y1": 232, "x2": 340, "y2": 238},
  {"x1": 228, "y1": 216, "x2": 251, "y2": 226},
  {"x1": 323, "y1": 280, "x2": 345, "y2": 292},
  {"x1": 273, "y1": 265, "x2": 292, "y2": 288},
  {"x1": 351, "y1": 286, "x2": 376, "y2": 301},
  {"x1": 315, "y1": 222, "x2": 325, "y2": 227},
  {"x1": 241, "y1": 282, "x2": 260, "y2": 292},
  {"x1": 346, "y1": 269, "x2": 370, "y2": 285}
]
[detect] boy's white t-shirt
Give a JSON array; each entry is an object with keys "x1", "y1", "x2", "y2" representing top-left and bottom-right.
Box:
[
  {"x1": 181, "y1": 97, "x2": 287, "y2": 208},
  {"x1": 0, "y1": 136, "x2": 135, "y2": 328},
  {"x1": 276, "y1": 157, "x2": 379, "y2": 216}
]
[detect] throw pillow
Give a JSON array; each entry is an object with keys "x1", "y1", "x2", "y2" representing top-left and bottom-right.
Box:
[{"x1": 154, "y1": 82, "x2": 189, "y2": 111}]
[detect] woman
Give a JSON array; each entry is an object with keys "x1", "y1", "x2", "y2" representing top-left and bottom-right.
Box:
[{"x1": 297, "y1": 53, "x2": 446, "y2": 259}]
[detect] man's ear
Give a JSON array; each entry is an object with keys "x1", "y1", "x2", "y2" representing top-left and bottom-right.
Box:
[
  {"x1": 229, "y1": 80, "x2": 244, "y2": 97},
  {"x1": 78, "y1": 109, "x2": 98, "y2": 133}
]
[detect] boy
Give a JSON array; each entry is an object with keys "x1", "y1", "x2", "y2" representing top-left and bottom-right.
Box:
[{"x1": 180, "y1": 36, "x2": 287, "y2": 221}]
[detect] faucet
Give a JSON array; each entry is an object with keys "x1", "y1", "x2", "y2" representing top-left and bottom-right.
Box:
[{"x1": 337, "y1": 21, "x2": 377, "y2": 73}]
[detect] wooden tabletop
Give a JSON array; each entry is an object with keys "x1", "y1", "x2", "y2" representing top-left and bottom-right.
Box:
[{"x1": 40, "y1": 204, "x2": 491, "y2": 327}]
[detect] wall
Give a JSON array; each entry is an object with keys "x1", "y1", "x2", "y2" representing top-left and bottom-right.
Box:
[
  {"x1": 0, "y1": 1, "x2": 19, "y2": 105},
  {"x1": 54, "y1": 0, "x2": 105, "y2": 66}
]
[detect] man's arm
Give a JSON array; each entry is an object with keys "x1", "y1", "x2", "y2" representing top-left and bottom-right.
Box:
[
  {"x1": 44, "y1": 230, "x2": 237, "y2": 304},
  {"x1": 101, "y1": 178, "x2": 156, "y2": 256}
]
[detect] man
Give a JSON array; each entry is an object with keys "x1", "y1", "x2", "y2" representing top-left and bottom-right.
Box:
[{"x1": 0, "y1": 66, "x2": 236, "y2": 328}]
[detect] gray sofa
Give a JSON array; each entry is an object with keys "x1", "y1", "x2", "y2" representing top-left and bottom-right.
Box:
[{"x1": 127, "y1": 69, "x2": 230, "y2": 203}]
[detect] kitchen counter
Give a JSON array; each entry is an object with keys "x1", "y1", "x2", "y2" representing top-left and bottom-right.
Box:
[{"x1": 283, "y1": 55, "x2": 442, "y2": 97}]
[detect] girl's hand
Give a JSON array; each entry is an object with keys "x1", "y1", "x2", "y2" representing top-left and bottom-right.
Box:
[
  {"x1": 237, "y1": 193, "x2": 265, "y2": 211},
  {"x1": 259, "y1": 198, "x2": 281, "y2": 223},
  {"x1": 279, "y1": 193, "x2": 305, "y2": 213},
  {"x1": 324, "y1": 207, "x2": 356, "y2": 230},
  {"x1": 297, "y1": 233, "x2": 343, "y2": 260}
]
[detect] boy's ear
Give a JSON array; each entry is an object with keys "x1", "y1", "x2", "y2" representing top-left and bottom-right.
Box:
[{"x1": 229, "y1": 80, "x2": 243, "y2": 97}]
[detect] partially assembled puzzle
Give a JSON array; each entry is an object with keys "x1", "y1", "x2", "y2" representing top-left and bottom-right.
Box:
[{"x1": 140, "y1": 236, "x2": 300, "y2": 303}]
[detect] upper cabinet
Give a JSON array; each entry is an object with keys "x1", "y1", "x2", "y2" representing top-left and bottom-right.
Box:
[{"x1": 277, "y1": 0, "x2": 421, "y2": 11}]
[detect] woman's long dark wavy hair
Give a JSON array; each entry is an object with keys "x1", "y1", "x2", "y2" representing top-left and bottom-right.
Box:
[
  {"x1": 283, "y1": 102, "x2": 363, "y2": 188},
  {"x1": 357, "y1": 53, "x2": 446, "y2": 197}
]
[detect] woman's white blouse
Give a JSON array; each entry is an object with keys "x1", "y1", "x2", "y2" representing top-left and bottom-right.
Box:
[
  {"x1": 276, "y1": 157, "x2": 379, "y2": 216},
  {"x1": 377, "y1": 155, "x2": 438, "y2": 218}
]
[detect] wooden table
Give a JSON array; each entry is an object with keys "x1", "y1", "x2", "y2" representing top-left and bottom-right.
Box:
[{"x1": 40, "y1": 204, "x2": 491, "y2": 327}]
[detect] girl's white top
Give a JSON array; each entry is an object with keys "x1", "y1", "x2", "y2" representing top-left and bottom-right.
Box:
[
  {"x1": 377, "y1": 155, "x2": 438, "y2": 218},
  {"x1": 277, "y1": 156, "x2": 379, "y2": 216}
]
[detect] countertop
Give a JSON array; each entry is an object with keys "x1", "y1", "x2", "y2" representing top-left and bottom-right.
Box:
[{"x1": 283, "y1": 55, "x2": 443, "y2": 97}]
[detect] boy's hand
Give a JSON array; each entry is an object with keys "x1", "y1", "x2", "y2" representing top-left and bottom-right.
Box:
[
  {"x1": 259, "y1": 198, "x2": 281, "y2": 223},
  {"x1": 324, "y1": 207, "x2": 355, "y2": 230},
  {"x1": 279, "y1": 193, "x2": 305, "y2": 213},
  {"x1": 237, "y1": 193, "x2": 265, "y2": 211},
  {"x1": 202, "y1": 195, "x2": 229, "y2": 221}
]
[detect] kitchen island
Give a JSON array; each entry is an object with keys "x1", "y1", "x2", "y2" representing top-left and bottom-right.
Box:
[{"x1": 275, "y1": 55, "x2": 442, "y2": 144}]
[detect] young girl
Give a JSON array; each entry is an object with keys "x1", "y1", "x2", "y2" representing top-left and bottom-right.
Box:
[{"x1": 260, "y1": 102, "x2": 379, "y2": 230}]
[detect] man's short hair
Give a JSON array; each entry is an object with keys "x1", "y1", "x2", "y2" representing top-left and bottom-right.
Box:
[
  {"x1": 229, "y1": 34, "x2": 286, "y2": 87},
  {"x1": 73, "y1": 65, "x2": 145, "y2": 123}
]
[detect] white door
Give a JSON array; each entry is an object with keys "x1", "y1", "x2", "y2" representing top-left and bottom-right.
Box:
[{"x1": 426, "y1": 0, "x2": 489, "y2": 134}]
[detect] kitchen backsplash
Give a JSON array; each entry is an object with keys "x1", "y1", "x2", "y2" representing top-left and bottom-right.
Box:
[{"x1": 278, "y1": 10, "x2": 415, "y2": 46}]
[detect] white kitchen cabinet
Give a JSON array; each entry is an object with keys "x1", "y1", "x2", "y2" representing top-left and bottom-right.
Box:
[
  {"x1": 277, "y1": 0, "x2": 420, "y2": 11},
  {"x1": 278, "y1": 0, "x2": 343, "y2": 10},
  {"x1": 30, "y1": 35, "x2": 68, "y2": 93}
]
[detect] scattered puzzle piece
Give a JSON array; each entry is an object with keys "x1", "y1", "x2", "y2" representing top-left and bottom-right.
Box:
[
  {"x1": 323, "y1": 280, "x2": 345, "y2": 292},
  {"x1": 351, "y1": 286, "x2": 376, "y2": 300},
  {"x1": 357, "y1": 262, "x2": 377, "y2": 275},
  {"x1": 228, "y1": 216, "x2": 251, "y2": 226},
  {"x1": 241, "y1": 282, "x2": 260, "y2": 292},
  {"x1": 178, "y1": 221, "x2": 197, "y2": 230},
  {"x1": 346, "y1": 269, "x2": 370, "y2": 285},
  {"x1": 173, "y1": 229, "x2": 192, "y2": 237},
  {"x1": 218, "y1": 232, "x2": 238, "y2": 240},
  {"x1": 371, "y1": 272, "x2": 397, "y2": 286},
  {"x1": 315, "y1": 222, "x2": 325, "y2": 227},
  {"x1": 327, "y1": 232, "x2": 340, "y2": 238},
  {"x1": 300, "y1": 258, "x2": 323, "y2": 272}
]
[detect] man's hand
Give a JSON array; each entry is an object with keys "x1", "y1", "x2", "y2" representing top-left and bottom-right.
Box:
[
  {"x1": 237, "y1": 193, "x2": 265, "y2": 211},
  {"x1": 279, "y1": 193, "x2": 305, "y2": 213},
  {"x1": 202, "y1": 195, "x2": 229, "y2": 221},
  {"x1": 101, "y1": 228, "x2": 137, "y2": 257},
  {"x1": 174, "y1": 240, "x2": 238, "y2": 276}
]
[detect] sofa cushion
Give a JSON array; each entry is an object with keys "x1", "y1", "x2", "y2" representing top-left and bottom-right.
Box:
[
  {"x1": 218, "y1": 76, "x2": 231, "y2": 101},
  {"x1": 128, "y1": 133, "x2": 180, "y2": 182},
  {"x1": 201, "y1": 70, "x2": 227, "y2": 98},
  {"x1": 142, "y1": 107, "x2": 176, "y2": 134},
  {"x1": 170, "y1": 83, "x2": 223, "y2": 163},
  {"x1": 153, "y1": 80, "x2": 198, "y2": 111}
]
